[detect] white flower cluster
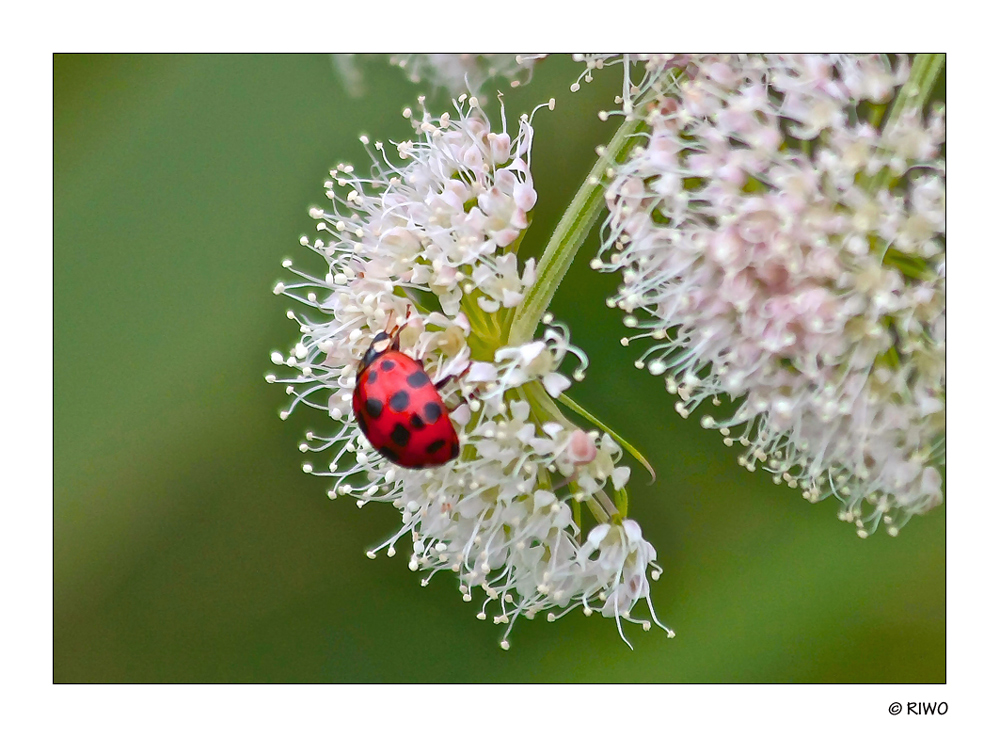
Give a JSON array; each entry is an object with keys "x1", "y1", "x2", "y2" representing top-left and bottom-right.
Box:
[
  {"x1": 594, "y1": 54, "x2": 945, "y2": 536},
  {"x1": 270, "y1": 97, "x2": 671, "y2": 646},
  {"x1": 390, "y1": 54, "x2": 540, "y2": 95}
]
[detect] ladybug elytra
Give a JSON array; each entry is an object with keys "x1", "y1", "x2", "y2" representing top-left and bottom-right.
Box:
[{"x1": 352, "y1": 321, "x2": 460, "y2": 469}]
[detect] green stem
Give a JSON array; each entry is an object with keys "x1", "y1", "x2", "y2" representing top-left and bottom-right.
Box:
[
  {"x1": 508, "y1": 112, "x2": 647, "y2": 346},
  {"x1": 613, "y1": 486, "x2": 629, "y2": 519},
  {"x1": 887, "y1": 54, "x2": 944, "y2": 128},
  {"x1": 867, "y1": 54, "x2": 944, "y2": 197},
  {"x1": 521, "y1": 380, "x2": 573, "y2": 428}
]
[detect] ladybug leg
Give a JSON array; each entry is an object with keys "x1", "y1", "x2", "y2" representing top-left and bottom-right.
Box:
[
  {"x1": 434, "y1": 362, "x2": 473, "y2": 392},
  {"x1": 436, "y1": 365, "x2": 485, "y2": 415}
]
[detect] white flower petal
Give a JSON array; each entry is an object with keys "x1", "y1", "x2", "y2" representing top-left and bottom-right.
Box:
[
  {"x1": 466, "y1": 362, "x2": 498, "y2": 383},
  {"x1": 611, "y1": 466, "x2": 632, "y2": 491},
  {"x1": 542, "y1": 372, "x2": 571, "y2": 398}
]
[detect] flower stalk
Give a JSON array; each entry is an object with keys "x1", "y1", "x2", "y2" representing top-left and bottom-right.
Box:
[{"x1": 509, "y1": 111, "x2": 647, "y2": 346}]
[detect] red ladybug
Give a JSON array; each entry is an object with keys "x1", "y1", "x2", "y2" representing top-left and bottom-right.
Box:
[{"x1": 352, "y1": 321, "x2": 460, "y2": 469}]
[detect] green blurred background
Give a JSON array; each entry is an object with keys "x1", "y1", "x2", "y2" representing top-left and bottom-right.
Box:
[{"x1": 54, "y1": 54, "x2": 944, "y2": 683}]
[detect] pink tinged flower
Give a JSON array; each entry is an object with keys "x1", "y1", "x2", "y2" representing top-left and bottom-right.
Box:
[
  {"x1": 596, "y1": 54, "x2": 945, "y2": 537},
  {"x1": 566, "y1": 429, "x2": 598, "y2": 465}
]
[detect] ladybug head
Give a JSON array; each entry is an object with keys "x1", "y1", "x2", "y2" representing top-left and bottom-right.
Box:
[{"x1": 361, "y1": 330, "x2": 400, "y2": 370}]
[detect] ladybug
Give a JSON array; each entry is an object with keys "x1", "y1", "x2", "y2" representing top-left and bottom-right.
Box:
[{"x1": 352, "y1": 319, "x2": 460, "y2": 469}]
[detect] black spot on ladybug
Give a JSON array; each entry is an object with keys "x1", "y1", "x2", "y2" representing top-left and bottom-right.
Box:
[
  {"x1": 365, "y1": 370, "x2": 377, "y2": 384},
  {"x1": 406, "y1": 371, "x2": 430, "y2": 388},
  {"x1": 423, "y1": 401, "x2": 442, "y2": 423},
  {"x1": 381, "y1": 446, "x2": 399, "y2": 463},
  {"x1": 427, "y1": 439, "x2": 445, "y2": 454},
  {"x1": 389, "y1": 390, "x2": 410, "y2": 412},
  {"x1": 365, "y1": 398, "x2": 384, "y2": 418},
  {"x1": 449, "y1": 441, "x2": 459, "y2": 460},
  {"x1": 410, "y1": 414, "x2": 425, "y2": 430},
  {"x1": 391, "y1": 423, "x2": 411, "y2": 447},
  {"x1": 381, "y1": 359, "x2": 396, "y2": 371}
]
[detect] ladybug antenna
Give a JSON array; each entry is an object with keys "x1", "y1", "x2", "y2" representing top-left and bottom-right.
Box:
[{"x1": 387, "y1": 304, "x2": 414, "y2": 350}]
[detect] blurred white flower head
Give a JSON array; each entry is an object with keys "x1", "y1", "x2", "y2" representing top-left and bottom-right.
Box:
[
  {"x1": 593, "y1": 54, "x2": 945, "y2": 536},
  {"x1": 335, "y1": 55, "x2": 541, "y2": 98},
  {"x1": 391, "y1": 54, "x2": 541, "y2": 95},
  {"x1": 270, "y1": 95, "x2": 671, "y2": 646}
]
